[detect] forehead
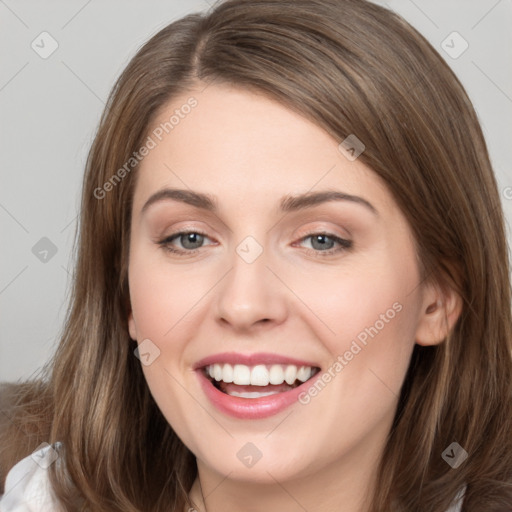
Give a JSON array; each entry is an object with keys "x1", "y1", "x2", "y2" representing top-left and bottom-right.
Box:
[{"x1": 132, "y1": 84, "x2": 395, "y2": 217}]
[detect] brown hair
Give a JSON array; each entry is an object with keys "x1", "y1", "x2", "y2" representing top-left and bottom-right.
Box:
[{"x1": 1, "y1": 0, "x2": 511, "y2": 510}]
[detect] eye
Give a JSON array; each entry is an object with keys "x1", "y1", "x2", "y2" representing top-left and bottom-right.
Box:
[
  {"x1": 295, "y1": 232, "x2": 352, "y2": 256},
  {"x1": 158, "y1": 231, "x2": 214, "y2": 255},
  {"x1": 157, "y1": 230, "x2": 352, "y2": 257}
]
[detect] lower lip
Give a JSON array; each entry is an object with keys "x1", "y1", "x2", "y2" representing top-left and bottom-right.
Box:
[{"x1": 197, "y1": 370, "x2": 317, "y2": 419}]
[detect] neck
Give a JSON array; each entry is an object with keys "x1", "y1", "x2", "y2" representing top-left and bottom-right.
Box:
[{"x1": 186, "y1": 433, "x2": 385, "y2": 512}]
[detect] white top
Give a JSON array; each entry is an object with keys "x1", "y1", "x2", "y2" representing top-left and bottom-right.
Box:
[
  {"x1": 0, "y1": 442, "x2": 63, "y2": 512},
  {"x1": 0, "y1": 443, "x2": 465, "y2": 511}
]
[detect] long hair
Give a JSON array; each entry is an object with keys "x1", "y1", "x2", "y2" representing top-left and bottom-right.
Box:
[{"x1": 1, "y1": 0, "x2": 511, "y2": 510}]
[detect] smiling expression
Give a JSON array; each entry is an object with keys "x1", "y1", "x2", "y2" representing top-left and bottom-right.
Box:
[{"x1": 127, "y1": 82, "x2": 433, "y2": 487}]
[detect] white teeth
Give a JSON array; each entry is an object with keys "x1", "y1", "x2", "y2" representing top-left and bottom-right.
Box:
[
  {"x1": 269, "y1": 365, "x2": 285, "y2": 385},
  {"x1": 205, "y1": 363, "x2": 316, "y2": 387},
  {"x1": 250, "y1": 365, "x2": 269, "y2": 386},
  {"x1": 222, "y1": 363, "x2": 233, "y2": 383},
  {"x1": 227, "y1": 389, "x2": 282, "y2": 398},
  {"x1": 233, "y1": 364, "x2": 251, "y2": 385},
  {"x1": 213, "y1": 364, "x2": 223, "y2": 381},
  {"x1": 296, "y1": 366, "x2": 312, "y2": 382},
  {"x1": 284, "y1": 365, "x2": 297, "y2": 385}
]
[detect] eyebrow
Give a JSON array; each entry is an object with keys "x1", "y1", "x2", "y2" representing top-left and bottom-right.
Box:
[{"x1": 140, "y1": 188, "x2": 378, "y2": 216}]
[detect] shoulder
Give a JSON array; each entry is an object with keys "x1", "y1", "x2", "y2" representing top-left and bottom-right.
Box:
[
  {"x1": 445, "y1": 485, "x2": 466, "y2": 512},
  {"x1": 0, "y1": 442, "x2": 63, "y2": 512},
  {"x1": 0, "y1": 380, "x2": 53, "y2": 493}
]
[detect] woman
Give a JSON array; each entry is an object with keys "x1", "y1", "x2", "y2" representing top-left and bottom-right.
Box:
[{"x1": 1, "y1": 0, "x2": 511, "y2": 510}]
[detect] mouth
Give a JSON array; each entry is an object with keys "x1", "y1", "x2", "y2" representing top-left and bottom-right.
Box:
[
  {"x1": 194, "y1": 352, "x2": 322, "y2": 418},
  {"x1": 203, "y1": 363, "x2": 321, "y2": 398}
]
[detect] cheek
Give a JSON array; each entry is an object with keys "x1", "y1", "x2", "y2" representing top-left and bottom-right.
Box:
[
  {"x1": 289, "y1": 248, "x2": 421, "y2": 392},
  {"x1": 286, "y1": 257, "x2": 417, "y2": 344},
  {"x1": 128, "y1": 256, "x2": 202, "y2": 445},
  {"x1": 290, "y1": 265, "x2": 420, "y2": 460},
  {"x1": 128, "y1": 250, "x2": 197, "y2": 341}
]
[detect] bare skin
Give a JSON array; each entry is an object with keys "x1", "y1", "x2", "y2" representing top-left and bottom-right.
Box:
[{"x1": 127, "y1": 83, "x2": 461, "y2": 512}]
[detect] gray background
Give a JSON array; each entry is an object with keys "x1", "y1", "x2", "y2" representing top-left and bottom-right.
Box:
[{"x1": 1, "y1": 0, "x2": 511, "y2": 382}]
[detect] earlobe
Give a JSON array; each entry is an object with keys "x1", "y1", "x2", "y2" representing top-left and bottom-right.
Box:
[
  {"x1": 128, "y1": 311, "x2": 137, "y2": 341},
  {"x1": 415, "y1": 283, "x2": 463, "y2": 346}
]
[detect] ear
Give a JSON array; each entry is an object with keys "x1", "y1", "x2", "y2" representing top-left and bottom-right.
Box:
[
  {"x1": 128, "y1": 309, "x2": 137, "y2": 341},
  {"x1": 414, "y1": 280, "x2": 462, "y2": 346}
]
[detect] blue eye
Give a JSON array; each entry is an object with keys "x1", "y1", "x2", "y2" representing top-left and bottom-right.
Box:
[
  {"x1": 297, "y1": 233, "x2": 353, "y2": 256},
  {"x1": 302, "y1": 233, "x2": 352, "y2": 256},
  {"x1": 158, "y1": 231, "x2": 212, "y2": 254},
  {"x1": 158, "y1": 231, "x2": 352, "y2": 257}
]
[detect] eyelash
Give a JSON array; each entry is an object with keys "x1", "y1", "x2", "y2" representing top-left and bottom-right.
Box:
[{"x1": 157, "y1": 230, "x2": 353, "y2": 257}]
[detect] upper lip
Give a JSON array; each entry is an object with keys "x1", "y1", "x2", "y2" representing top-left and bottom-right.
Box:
[{"x1": 194, "y1": 352, "x2": 321, "y2": 370}]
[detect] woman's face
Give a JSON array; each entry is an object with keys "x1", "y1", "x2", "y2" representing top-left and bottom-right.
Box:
[{"x1": 127, "y1": 83, "x2": 433, "y2": 488}]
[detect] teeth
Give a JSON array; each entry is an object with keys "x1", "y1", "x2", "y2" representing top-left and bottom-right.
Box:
[
  {"x1": 296, "y1": 366, "x2": 312, "y2": 382},
  {"x1": 285, "y1": 365, "x2": 296, "y2": 385},
  {"x1": 222, "y1": 363, "x2": 233, "y2": 383},
  {"x1": 269, "y1": 365, "x2": 284, "y2": 385},
  {"x1": 213, "y1": 364, "x2": 223, "y2": 381},
  {"x1": 251, "y1": 365, "x2": 269, "y2": 386},
  {"x1": 233, "y1": 364, "x2": 251, "y2": 385},
  {"x1": 228, "y1": 389, "x2": 282, "y2": 399},
  {"x1": 205, "y1": 363, "x2": 316, "y2": 386}
]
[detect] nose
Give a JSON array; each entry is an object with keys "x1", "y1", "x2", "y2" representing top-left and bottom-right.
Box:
[{"x1": 214, "y1": 243, "x2": 288, "y2": 332}]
